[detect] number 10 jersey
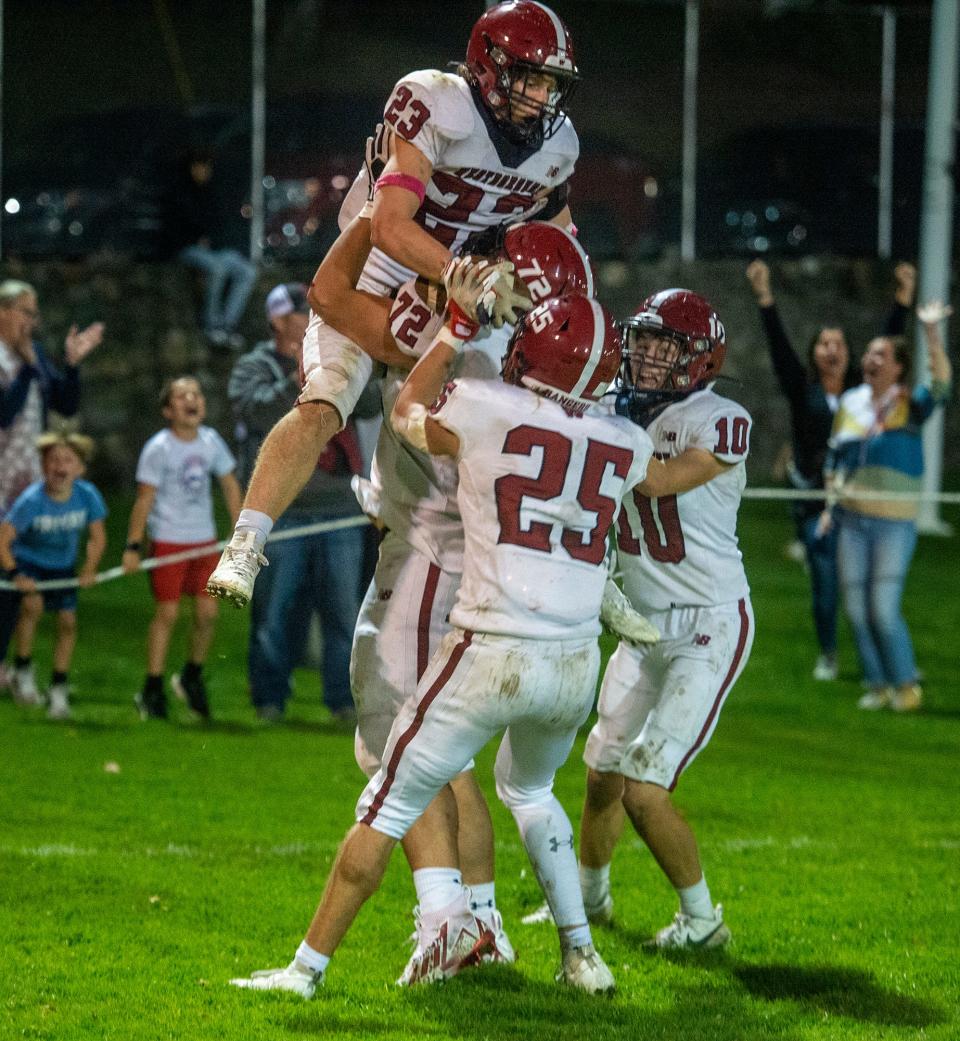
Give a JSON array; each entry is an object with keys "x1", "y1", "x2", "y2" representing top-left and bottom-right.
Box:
[{"x1": 616, "y1": 387, "x2": 752, "y2": 613}]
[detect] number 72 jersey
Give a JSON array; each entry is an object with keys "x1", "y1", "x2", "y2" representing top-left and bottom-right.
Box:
[{"x1": 616, "y1": 388, "x2": 752, "y2": 613}]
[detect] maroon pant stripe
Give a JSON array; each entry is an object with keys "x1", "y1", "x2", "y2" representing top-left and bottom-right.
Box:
[
  {"x1": 668, "y1": 599, "x2": 751, "y2": 792},
  {"x1": 361, "y1": 629, "x2": 474, "y2": 828},
  {"x1": 416, "y1": 563, "x2": 442, "y2": 682}
]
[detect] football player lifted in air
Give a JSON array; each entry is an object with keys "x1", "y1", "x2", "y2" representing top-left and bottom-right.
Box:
[
  {"x1": 207, "y1": 0, "x2": 582, "y2": 607},
  {"x1": 523, "y1": 289, "x2": 755, "y2": 949},
  {"x1": 231, "y1": 293, "x2": 654, "y2": 996}
]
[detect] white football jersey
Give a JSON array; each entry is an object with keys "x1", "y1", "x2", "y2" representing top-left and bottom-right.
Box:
[
  {"x1": 370, "y1": 279, "x2": 511, "y2": 571},
  {"x1": 433, "y1": 379, "x2": 653, "y2": 640},
  {"x1": 616, "y1": 387, "x2": 751, "y2": 613},
  {"x1": 342, "y1": 69, "x2": 579, "y2": 296}
]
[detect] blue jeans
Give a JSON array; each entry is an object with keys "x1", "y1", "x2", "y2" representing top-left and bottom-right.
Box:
[
  {"x1": 836, "y1": 509, "x2": 918, "y2": 688},
  {"x1": 179, "y1": 245, "x2": 257, "y2": 332},
  {"x1": 248, "y1": 515, "x2": 364, "y2": 712},
  {"x1": 799, "y1": 513, "x2": 839, "y2": 656}
]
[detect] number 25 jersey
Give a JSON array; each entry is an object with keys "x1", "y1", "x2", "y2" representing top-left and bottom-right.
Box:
[
  {"x1": 616, "y1": 387, "x2": 752, "y2": 613},
  {"x1": 433, "y1": 378, "x2": 653, "y2": 640}
]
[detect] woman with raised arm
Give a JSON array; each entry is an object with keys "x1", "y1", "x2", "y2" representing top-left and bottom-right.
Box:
[
  {"x1": 745, "y1": 260, "x2": 914, "y2": 682},
  {"x1": 821, "y1": 301, "x2": 952, "y2": 712}
]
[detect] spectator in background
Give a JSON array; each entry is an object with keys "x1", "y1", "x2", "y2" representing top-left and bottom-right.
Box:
[
  {"x1": 229, "y1": 283, "x2": 375, "y2": 723},
  {"x1": 173, "y1": 148, "x2": 256, "y2": 350},
  {"x1": 745, "y1": 260, "x2": 915, "y2": 681},
  {"x1": 122, "y1": 377, "x2": 241, "y2": 721},
  {"x1": 822, "y1": 302, "x2": 952, "y2": 713},
  {"x1": 0, "y1": 432, "x2": 106, "y2": 720},
  {"x1": 0, "y1": 280, "x2": 103, "y2": 686}
]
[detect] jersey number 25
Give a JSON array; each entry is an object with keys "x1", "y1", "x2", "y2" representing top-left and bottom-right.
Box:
[{"x1": 495, "y1": 425, "x2": 633, "y2": 567}]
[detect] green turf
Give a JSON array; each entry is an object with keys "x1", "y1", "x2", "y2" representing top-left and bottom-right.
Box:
[{"x1": 2, "y1": 499, "x2": 958, "y2": 1040}]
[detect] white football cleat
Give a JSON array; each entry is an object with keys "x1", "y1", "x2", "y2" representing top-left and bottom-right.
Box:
[
  {"x1": 399, "y1": 914, "x2": 493, "y2": 986},
  {"x1": 205, "y1": 531, "x2": 268, "y2": 607},
  {"x1": 476, "y1": 909, "x2": 515, "y2": 963},
  {"x1": 46, "y1": 683, "x2": 72, "y2": 721},
  {"x1": 649, "y1": 904, "x2": 731, "y2": 949},
  {"x1": 229, "y1": 961, "x2": 322, "y2": 998},
  {"x1": 520, "y1": 902, "x2": 553, "y2": 926},
  {"x1": 12, "y1": 665, "x2": 42, "y2": 707},
  {"x1": 521, "y1": 894, "x2": 613, "y2": 927},
  {"x1": 557, "y1": 945, "x2": 616, "y2": 994}
]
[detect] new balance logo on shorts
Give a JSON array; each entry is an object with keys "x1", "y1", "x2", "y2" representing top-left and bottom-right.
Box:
[{"x1": 693, "y1": 634, "x2": 711, "y2": 646}]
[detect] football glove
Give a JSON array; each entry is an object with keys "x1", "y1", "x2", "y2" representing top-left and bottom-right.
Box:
[
  {"x1": 476, "y1": 263, "x2": 533, "y2": 329},
  {"x1": 600, "y1": 577, "x2": 660, "y2": 646},
  {"x1": 359, "y1": 122, "x2": 394, "y2": 217},
  {"x1": 441, "y1": 255, "x2": 505, "y2": 324}
]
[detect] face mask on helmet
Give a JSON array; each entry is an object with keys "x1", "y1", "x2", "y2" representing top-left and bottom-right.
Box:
[
  {"x1": 501, "y1": 293, "x2": 621, "y2": 413},
  {"x1": 500, "y1": 221, "x2": 594, "y2": 309},
  {"x1": 615, "y1": 289, "x2": 727, "y2": 424},
  {"x1": 465, "y1": 1, "x2": 579, "y2": 146}
]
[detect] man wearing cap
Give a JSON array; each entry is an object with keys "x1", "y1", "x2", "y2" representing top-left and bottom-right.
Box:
[{"x1": 228, "y1": 284, "x2": 376, "y2": 722}]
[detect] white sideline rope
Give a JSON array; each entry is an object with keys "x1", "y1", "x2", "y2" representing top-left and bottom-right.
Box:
[
  {"x1": 2, "y1": 485, "x2": 957, "y2": 593},
  {"x1": 0, "y1": 515, "x2": 371, "y2": 592},
  {"x1": 741, "y1": 487, "x2": 960, "y2": 504}
]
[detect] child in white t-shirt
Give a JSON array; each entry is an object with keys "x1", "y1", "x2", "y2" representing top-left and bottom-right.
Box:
[{"x1": 122, "y1": 377, "x2": 241, "y2": 720}]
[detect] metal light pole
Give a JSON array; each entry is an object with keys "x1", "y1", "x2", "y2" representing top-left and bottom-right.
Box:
[
  {"x1": 680, "y1": 0, "x2": 699, "y2": 263},
  {"x1": 877, "y1": 5, "x2": 896, "y2": 259},
  {"x1": 915, "y1": 0, "x2": 958, "y2": 534},
  {"x1": 249, "y1": 0, "x2": 266, "y2": 265}
]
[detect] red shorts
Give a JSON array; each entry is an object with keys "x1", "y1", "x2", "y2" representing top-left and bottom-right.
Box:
[{"x1": 149, "y1": 541, "x2": 219, "y2": 602}]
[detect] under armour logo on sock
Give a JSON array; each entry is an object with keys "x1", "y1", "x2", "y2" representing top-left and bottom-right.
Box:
[{"x1": 549, "y1": 834, "x2": 575, "y2": 853}]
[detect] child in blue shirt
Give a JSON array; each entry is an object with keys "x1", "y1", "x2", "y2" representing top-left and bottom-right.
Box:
[{"x1": 0, "y1": 432, "x2": 107, "y2": 719}]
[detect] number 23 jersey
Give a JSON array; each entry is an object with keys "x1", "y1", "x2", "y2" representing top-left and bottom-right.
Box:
[
  {"x1": 616, "y1": 387, "x2": 752, "y2": 613},
  {"x1": 346, "y1": 69, "x2": 579, "y2": 294},
  {"x1": 433, "y1": 378, "x2": 653, "y2": 640}
]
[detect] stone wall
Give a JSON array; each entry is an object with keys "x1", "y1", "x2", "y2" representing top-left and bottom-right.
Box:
[{"x1": 4, "y1": 253, "x2": 957, "y2": 491}]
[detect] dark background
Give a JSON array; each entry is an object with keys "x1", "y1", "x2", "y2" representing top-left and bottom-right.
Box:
[
  {"x1": 1, "y1": 0, "x2": 940, "y2": 262},
  {"x1": 2, "y1": 0, "x2": 957, "y2": 489}
]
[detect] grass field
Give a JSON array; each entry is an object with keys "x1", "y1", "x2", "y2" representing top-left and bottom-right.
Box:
[{"x1": 2, "y1": 499, "x2": 958, "y2": 1041}]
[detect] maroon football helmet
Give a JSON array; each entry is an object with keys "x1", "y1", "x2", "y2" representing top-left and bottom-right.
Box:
[
  {"x1": 617, "y1": 289, "x2": 726, "y2": 419},
  {"x1": 464, "y1": 1, "x2": 578, "y2": 145},
  {"x1": 502, "y1": 294, "x2": 621, "y2": 412},
  {"x1": 501, "y1": 221, "x2": 594, "y2": 307}
]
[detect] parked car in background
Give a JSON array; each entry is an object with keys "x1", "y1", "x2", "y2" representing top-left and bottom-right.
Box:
[
  {"x1": 3, "y1": 106, "x2": 238, "y2": 259},
  {"x1": 568, "y1": 132, "x2": 661, "y2": 261},
  {"x1": 3, "y1": 98, "x2": 663, "y2": 264},
  {"x1": 689, "y1": 121, "x2": 930, "y2": 257}
]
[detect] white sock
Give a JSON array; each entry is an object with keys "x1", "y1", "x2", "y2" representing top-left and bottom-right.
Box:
[
  {"x1": 419, "y1": 891, "x2": 473, "y2": 935},
  {"x1": 509, "y1": 795, "x2": 585, "y2": 929},
  {"x1": 236, "y1": 509, "x2": 273, "y2": 547},
  {"x1": 294, "y1": 940, "x2": 329, "y2": 976},
  {"x1": 678, "y1": 876, "x2": 714, "y2": 919},
  {"x1": 560, "y1": 922, "x2": 593, "y2": 952},
  {"x1": 413, "y1": 867, "x2": 464, "y2": 915},
  {"x1": 469, "y1": 881, "x2": 496, "y2": 915},
  {"x1": 578, "y1": 863, "x2": 611, "y2": 909}
]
